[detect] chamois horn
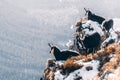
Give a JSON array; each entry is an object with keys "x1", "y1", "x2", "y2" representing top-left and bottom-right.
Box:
[
  {"x1": 84, "y1": 8, "x2": 87, "y2": 12},
  {"x1": 48, "y1": 43, "x2": 53, "y2": 48}
]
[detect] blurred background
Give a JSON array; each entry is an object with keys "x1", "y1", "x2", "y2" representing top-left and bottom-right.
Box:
[{"x1": 0, "y1": 0, "x2": 120, "y2": 80}]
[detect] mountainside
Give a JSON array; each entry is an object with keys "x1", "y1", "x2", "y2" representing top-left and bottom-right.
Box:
[
  {"x1": 42, "y1": 38, "x2": 120, "y2": 80},
  {"x1": 41, "y1": 18, "x2": 120, "y2": 80}
]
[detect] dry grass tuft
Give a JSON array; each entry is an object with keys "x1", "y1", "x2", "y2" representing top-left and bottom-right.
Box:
[
  {"x1": 62, "y1": 59, "x2": 83, "y2": 74},
  {"x1": 46, "y1": 59, "x2": 56, "y2": 68},
  {"x1": 106, "y1": 44, "x2": 116, "y2": 54},
  {"x1": 44, "y1": 68, "x2": 55, "y2": 80},
  {"x1": 70, "y1": 55, "x2": 87, "y2": 61}
]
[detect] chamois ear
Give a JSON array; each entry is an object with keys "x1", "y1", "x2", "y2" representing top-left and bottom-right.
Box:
[
  {"x1": 48, "y1": 43, "x2": 53, "y2": 48},
  {"x1": 48, "y1": 43, "x2": 52, "y2": 48}
]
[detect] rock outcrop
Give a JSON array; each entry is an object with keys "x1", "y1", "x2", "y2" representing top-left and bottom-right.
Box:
[{"x1": 41, "y1": 39, "x2": 120, "y2": 80}]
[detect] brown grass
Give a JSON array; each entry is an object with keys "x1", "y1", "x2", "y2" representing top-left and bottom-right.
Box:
[
  {"x1": 62, "y1": 58, "x2": 83, "y2": 75},
  {"x1": 67, "y1": 39, "x2": 120, "y2": 78},
  {"x1": 44, "y1": 68, "x2": 55, "y2": 80},
  {"x1": 93, "y1": 41, "x2": 120, "y2": 79}
]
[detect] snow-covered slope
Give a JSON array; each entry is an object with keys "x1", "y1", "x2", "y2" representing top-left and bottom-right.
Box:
[
  {"x1": 42, "y1": 39, "x2": 120, "y2": 80},
  {"x1": 41, "y1": 17, "x2": 120, "y2": 79},
  {"x1": 55, "y1": 60, "x2": 100, "y2": 80}
]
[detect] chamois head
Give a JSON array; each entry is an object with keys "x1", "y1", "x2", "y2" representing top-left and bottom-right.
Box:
[
  {"x1": 48, "y1": 43, "x2": 60, "y2": 54},
  {"x1": 84, "y1": 8, "x2": 92, "y2": 17}
]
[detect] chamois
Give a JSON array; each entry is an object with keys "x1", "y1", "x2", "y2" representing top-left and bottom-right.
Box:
[
  {"x1": 77, "y1": 32, "x2": 101, "y2": 54},
  {"x1": 84, "y1": 8, "x2": 114, "y2": 36},
  {"x1": 84, "y1": 8, "x2": 105, "y2": 24},
  {"x1": 48, "y1": 43, "x2": 79, "y2": 60}
]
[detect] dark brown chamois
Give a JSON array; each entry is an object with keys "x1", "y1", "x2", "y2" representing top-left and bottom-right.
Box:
[
  {"x1": 101, "y1": 19, "x2": 114, "y2": 34},
  {"x1": 48, "y1": 43, "x2": 79, "y2": 61},
  {"x1": 76, "y1": 32, "x2": 101, "y2": 54},
  {"x1": 84, "y1": 8, "x2": 114, "y2": 36},
  {"x1": 84, "y1": 8, "x2": 105, "y2": 24}
]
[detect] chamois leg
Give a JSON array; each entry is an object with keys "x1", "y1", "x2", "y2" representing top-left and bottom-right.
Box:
[
  {"x1": 92, "y1": 48, "x2": 95, "y2": 53},
  {"x1": 86, "y1": 48, "x2": 89, "y2": 55}
]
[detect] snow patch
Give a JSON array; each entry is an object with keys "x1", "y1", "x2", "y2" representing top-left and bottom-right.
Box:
[
  {"x1": 66, "y1": 40, "x2": 74, "y2": 48},
  {"x1": 113, "y1": 18, "x2": 120, "y2": 31},
  {"x1": 70, "y1": 25, "x2": 75, "y2": 30},
  {"x1": 54, "y1": 60, "x2": 100, "y2": 80}
]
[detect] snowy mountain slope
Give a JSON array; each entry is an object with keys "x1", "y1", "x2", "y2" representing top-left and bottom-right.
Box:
[
  {"x1": 42, "y1": 39, "x2": 120, "y2": 80},
  {"x1": 55, "y1": 60, "x2": 100, "y2": 80},
  {"x1": 42, "y1": 18, "x2": 120, "y2": 80}
]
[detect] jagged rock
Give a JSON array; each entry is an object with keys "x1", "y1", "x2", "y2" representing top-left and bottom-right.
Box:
[{"x1": 86, "y1": 66, "x2": 93, "y2": 71}]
